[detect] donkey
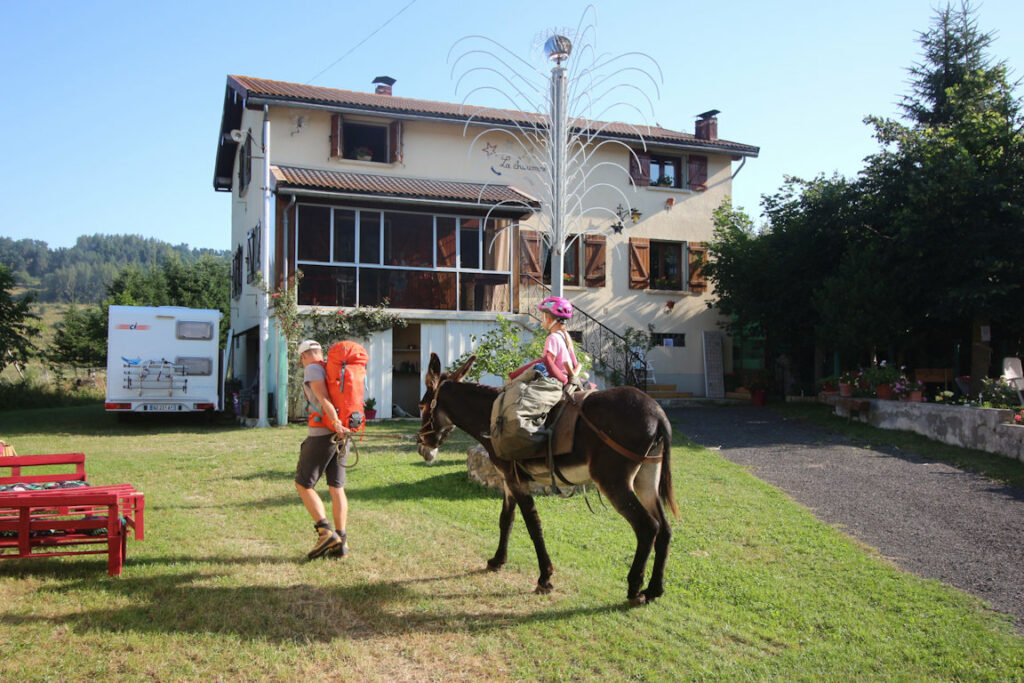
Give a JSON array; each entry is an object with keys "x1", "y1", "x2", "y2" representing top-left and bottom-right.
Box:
[{"x1": 417, "y1": 353, "x2": 678, "y2": 605}]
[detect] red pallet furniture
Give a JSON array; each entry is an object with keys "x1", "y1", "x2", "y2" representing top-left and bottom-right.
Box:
[{"x1": 0, "y1": 453, "x2": 145, "y2": 576}]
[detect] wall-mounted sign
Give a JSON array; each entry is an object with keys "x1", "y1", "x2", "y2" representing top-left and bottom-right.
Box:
[{"x1": 482, "y1": 142, "x2": 547, "y2": 176}]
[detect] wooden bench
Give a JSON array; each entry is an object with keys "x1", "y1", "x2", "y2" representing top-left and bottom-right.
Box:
[
  {"x1": 835, "y1": 397, "x2": 872, "y2": 420},
  {"x1": 0, "y1": 453, "x2": 145, "y2": 576},
  {"x1": 915, "y1": 368, "x2": 954, "y2": 391}
]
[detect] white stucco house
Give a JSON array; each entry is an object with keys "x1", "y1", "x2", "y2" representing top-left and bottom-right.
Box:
[{"x1": 213, "y1": 74, "x2": 758, "y2": 425}]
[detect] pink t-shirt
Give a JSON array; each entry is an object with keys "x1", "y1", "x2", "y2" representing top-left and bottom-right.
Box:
[{"x1": 543, "y1": 331, "x2": 577, "y2": 384}]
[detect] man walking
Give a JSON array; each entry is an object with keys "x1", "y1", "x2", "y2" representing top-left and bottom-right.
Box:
[{"x1": 295, "y1": 339, "x2": 349, "y2": 560}]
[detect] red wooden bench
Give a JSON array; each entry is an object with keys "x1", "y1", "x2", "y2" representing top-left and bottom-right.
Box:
[{"x1": 0, "y1": 453, "x2": 145, "y2": 576}]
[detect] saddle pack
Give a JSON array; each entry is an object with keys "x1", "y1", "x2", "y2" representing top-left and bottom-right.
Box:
[
  {"x1": 309, "y1": 341, "x2": 368, "y2": 433},
  {"x1": 489, "y1": 366, "x2": 564, "y2": 461}
]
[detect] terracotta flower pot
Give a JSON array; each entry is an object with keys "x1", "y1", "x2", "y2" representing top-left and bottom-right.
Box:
[
  {"x1": 839, "y1": 383, "x2": 853, "y2": 397},
  {"x1": 875, "y1": 383, "x2": 894, "y2": 400}
]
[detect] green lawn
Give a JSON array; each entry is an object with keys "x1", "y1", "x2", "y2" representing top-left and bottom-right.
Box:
[{"x1": 1, "y1": 404, "x2": 1022, "y2": 681}]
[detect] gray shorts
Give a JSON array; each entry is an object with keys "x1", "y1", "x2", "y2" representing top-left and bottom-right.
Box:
[{"x1": 295, "y1": 434, "x2": 348, "y2": 489}]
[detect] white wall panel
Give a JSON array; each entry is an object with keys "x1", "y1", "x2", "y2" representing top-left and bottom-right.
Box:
[{"x1": 366, "y1": 329, "x2": 393, "y2": 419}]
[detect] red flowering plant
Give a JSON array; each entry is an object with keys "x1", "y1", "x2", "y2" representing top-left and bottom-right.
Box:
[
  {"x1": 891, "y1": 377, "x2": 925, "y2": 400},
  {"x1": 1014, "y1": 409, "x2": 1024, "y2": 425}
]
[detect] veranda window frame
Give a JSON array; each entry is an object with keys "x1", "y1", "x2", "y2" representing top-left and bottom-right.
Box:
[{"x1": 294, "y1": 202, "x2": 514, "y2": 312}]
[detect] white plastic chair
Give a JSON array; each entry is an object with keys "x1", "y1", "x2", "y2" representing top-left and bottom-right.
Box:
[{"x1": 1002, "y1": 357, "x2": 1024, "y2": 404}]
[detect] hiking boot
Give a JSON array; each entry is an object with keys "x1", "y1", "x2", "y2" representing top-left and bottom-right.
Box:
[
  {"x1": 327, "y1": 532, "x2": 349, "y2": 559},
  {"x1": 307, "y1": 525, "x2": 342, "y2": 560}
]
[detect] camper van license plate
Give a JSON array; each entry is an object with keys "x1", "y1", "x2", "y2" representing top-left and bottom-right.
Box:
[{"x1": 145, "y1": 404, "x2": 180, "y2": 412}]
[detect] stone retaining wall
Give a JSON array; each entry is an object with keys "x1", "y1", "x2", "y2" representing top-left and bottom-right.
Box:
[
  {"x1": 825, "y1": 395, "x2": 1023, "y2": 463},
  {"x1": 466, "y1": 444, "x2": 585, "y2": 495}
]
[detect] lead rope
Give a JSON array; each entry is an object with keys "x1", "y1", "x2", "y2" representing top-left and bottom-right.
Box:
[{"x1": 331, "y1": 431, "x2": 360, "y2": 469}]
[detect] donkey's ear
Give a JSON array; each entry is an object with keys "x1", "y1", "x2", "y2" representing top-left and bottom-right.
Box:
[
  {"x1": 450, "y1": 355, "x2": 476, "y2": 383},
  {"x1": 426, "y1": 352, "x2": 442, "y2": 389}
]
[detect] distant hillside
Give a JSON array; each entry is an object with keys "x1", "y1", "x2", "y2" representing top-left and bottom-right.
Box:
[{"x1": 0, "y1": 234, "x2": 229, "y2": 303}]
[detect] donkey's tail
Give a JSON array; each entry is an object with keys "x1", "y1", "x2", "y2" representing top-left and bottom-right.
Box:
[{"x1": 657, "y1": 414, "x2": 679, "y2": 519}]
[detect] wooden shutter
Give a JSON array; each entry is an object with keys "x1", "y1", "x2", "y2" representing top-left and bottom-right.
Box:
[
  {"x1": 628, "y1": 237, "x2": 650, "y2": 289},
  {"x1": 437, "y1": 227, "x2": 456, "y2": 267},
  {"x1": 389, "y1": 120, "x2": 403, "y2": 163},
  {"x1": 330, "y1": 114, "x2": 343, "y2": 158},
  {"x1": 583, "y1": 234, "x2": 606, "y2": 287},
  {"x1": 687, "y1": 241, "x2": 708, "y2": 293},
  {"x1": 687, "y1": 155, "x2": 708, "y2": 191},
  {"x1": 629, "y1": 151, "x2": 651, "y2": 186},
  {"x1": 519, "y1": 229, "x2": 542, "y2": 281}
]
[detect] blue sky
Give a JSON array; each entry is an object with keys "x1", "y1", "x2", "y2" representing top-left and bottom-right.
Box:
[{"x1": 2, "y1": 1, "x2": 1024, "y2": 252}]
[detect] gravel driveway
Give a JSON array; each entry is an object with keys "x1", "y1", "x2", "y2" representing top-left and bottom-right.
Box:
[{"x1": 667, "y1": 405, "x2": 1024, "y2": 629}]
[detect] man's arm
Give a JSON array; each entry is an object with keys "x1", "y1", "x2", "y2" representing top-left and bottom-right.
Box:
[{"x1": 310, "y1": 379, "x2": 348, "y2": 433}]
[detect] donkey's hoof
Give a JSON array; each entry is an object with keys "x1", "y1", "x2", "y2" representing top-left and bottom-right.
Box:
[
  {"x1": 486, "y1": 558, "x2": 503, "y2": 572},
  {"x1": 534, "y1": 581, "x2": 553, "y2": 594},
  {"x1": 628, "y1": 594, "x2": 647, "y2": 607}
]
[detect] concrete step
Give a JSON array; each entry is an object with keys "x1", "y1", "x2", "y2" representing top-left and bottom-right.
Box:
[{"x1": 647, "y1": 390, "x2": 695, "y2": 399}]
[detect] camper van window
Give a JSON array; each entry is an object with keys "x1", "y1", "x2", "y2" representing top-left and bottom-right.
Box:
[
  {"x1": 177, "y1": 321, "x2": 213, "y2": 340},
  {"x1": 176, "y1": 357, "x2": 213, "y2": 376}
]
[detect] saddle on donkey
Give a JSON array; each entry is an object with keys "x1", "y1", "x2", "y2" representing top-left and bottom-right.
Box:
[{"x1": 488, "y1": 366, "x2": 593, "y2": 462}]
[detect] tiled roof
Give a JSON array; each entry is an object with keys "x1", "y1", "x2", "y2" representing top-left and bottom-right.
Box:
[
  {"x1": 228, "y1": 75, "x2": 759, "y2": 156},
  {"x1": 271, "y1": 165, "x2": 539, "y2": 208}
]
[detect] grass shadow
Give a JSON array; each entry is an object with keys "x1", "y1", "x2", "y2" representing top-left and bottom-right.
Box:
[{"x1": 0, "y1": 569, "x2": 631, "y2": 643}]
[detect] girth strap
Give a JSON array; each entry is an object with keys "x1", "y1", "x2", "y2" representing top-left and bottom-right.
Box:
[{"x1": 564, "y1": 395, "x2": 663, "y2": 464}]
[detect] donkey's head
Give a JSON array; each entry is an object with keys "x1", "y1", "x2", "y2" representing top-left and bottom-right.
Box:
[{"x1": 416, "y1": 352, "x2": 476, "y2": 463}]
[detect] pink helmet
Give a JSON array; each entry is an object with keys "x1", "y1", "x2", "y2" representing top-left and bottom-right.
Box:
[{"x1": 538, "y1": 296, "x2": 573, "y2": 319}]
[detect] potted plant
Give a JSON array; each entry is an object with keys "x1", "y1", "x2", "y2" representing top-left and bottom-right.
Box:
[
  {"x1": 651, "y1": 276, "x2": 680, "y2": 290},
  {"x1": 862, "y1": 363, "x2": 901, "y2": 400},
  {"x1": 363, "y1": 397, "x2": 377, "y2": 420},
  {"x1": 746, "y1": 373, "x2": 771, "y2": 406},
  {"x1": 892, "y1": 378, "x2": 925, "y2": 402},
  {"x1": 355, "y1": 146, "x2": 373, "y2": 161},
  {"x1": 820, "y1": 374, "x2": 841, "y2": 395},
  {"x1": 838, "y1": 370, "x2": 859, "y2": 397}
]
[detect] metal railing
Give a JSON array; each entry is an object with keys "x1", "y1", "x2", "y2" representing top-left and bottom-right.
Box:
[{"x1": 518, "y1": 275, "x2": 648, "y2": 391}]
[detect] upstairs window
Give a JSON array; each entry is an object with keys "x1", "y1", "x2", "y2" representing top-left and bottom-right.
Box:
[
  {"x1": 330, "y1": 115, "x2": 403, "y2": 163},
  {"x1": 649, "y1": 155, "x2": 681, "y2": 188},
  {"x1": 238, "y1": 132, "x2": 252, "y2": 196},
  {"x1": 629, "y1": 151, "x2": 708, "y2": 191},
  {"x1": 245, "y1": 223, "x2": 261, "y2": 284},
  {"x1": 231, "y1": 246, "x2": 242, "y2": 299},
  {"x1": 649, "y1": 240, "x2": 683, "y2": 290},
  {"x1": 629, "y1": 238, "x2": 700, "y2": 292}
]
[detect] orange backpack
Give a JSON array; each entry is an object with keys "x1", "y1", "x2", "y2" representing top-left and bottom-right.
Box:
[{"x1": 308, "y1": 341, "x2": 369, "y2": 434}]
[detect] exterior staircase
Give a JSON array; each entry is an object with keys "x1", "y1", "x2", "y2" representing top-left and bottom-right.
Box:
[
  {"x1": 645, "y1": 383, "x2": 693, "y2": 400},
  {"x1": 519, "y1": 277, "x2": 650, "y2": 392}
]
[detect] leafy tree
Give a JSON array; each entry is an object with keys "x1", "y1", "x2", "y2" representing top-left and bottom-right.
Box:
[
  {"x1": 863, "y1": 0, "x2": 1024, "y2": 360},
  {"x1": 50, "y1": 304, "x2": 107, "y2": 368},
  {"x1": 0, "y1": 265, "x2": 38, "y2": 372},
  {"x1": 707, "y1": 2, "x2": 1024, "y2": 385},
  {"x1": 707, "y1": 182, "x2": 862, "y2": 374}
]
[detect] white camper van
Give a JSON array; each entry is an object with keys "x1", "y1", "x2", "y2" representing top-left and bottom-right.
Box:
[{"x1": 105, "y1": 305, "x2": 222, "y2": 414}]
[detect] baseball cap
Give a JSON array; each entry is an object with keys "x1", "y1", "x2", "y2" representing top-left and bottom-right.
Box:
[{"x1": 297, "y1": 340, "x2": 322, "y2": 355}]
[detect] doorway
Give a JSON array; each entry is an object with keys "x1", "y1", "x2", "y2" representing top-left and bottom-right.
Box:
[{"x1": 392, "y1": 323, "x2": 421, "y2": 416}]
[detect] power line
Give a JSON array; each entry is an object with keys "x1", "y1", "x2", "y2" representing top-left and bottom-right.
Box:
[{"x1": 306, "y1": 0, "x2": 419, "y2": 85}]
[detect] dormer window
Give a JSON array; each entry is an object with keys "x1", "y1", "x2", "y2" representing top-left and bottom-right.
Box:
[{"x1": 330, "y1": 115, "x2": 403, "y2": 163}]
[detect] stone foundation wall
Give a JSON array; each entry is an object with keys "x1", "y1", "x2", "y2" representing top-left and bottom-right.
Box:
[{"x1": 826, "y1": 396, "x2": 1023, "y2": 463}]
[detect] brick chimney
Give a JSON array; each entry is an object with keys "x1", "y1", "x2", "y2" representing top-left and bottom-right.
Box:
[
  {"x1": 373, "y1": 76, "x2": 396, "y2": 96},
  {"x1": 695, "y1": 109, "x2": 720, "y2": 140}
]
